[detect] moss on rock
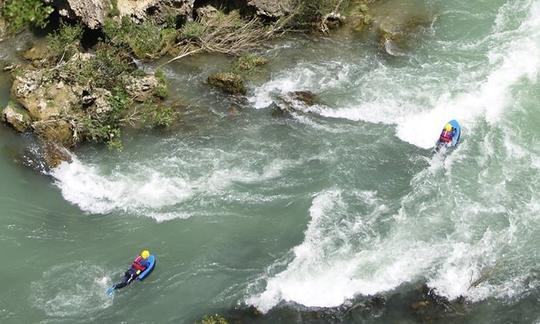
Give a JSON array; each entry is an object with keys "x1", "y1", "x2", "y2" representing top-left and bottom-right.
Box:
[
  {"x1": 208, "y1": 72, "x2": 246, "y2": 95},
  {"x1": 196, "y1": 314, "x2": 229, "y2": 324},
  {"x1": 233, "y1": 53, "x2": 269, "y2": 72}
]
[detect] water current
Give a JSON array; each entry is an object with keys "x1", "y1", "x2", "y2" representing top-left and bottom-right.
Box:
[{"x1": 1, "y1": 0, "x2": 539, "y2": 323}]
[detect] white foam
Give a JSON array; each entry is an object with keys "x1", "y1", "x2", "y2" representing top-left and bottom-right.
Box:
[
  {"x1": 51, "y1": 157, "x2": 194, "y2": 215},
  {"x1": 250, "y1": 1, "x2": 540, "y2": 150},
  {"x1": 248, "y1": 2, "x2": 540, "y2": 311},
  {"x1": 248, "y1": 189, "x2": 404, "y2": 312},
  {"x1": 51, "y1": 155, "x2": 292, "y2": 221},
  {"x1": 248, "y1": 61, "x2": 352, "y2": 109},
  {"x1": 31, "y1": 262, "x2": 113, "y2": 318}
]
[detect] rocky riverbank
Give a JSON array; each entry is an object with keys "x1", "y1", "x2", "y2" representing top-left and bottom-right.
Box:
[{"x1": 0, "y1": 0, "x2": 434, "y2": 169}]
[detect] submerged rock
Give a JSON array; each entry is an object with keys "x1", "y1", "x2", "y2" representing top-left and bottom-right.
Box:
[
  {"x1": 42, "y1": 141, "x2": 72, "y2": 169},
  {"x1": 227, "y1": 104, "x2": 241, "y2": 117},
  {"x1": 370, "y1": 2, "x2": 434, "y2": 56},
  {"x1": 208, "y1": 72, "x2": 246, "y2": 95},
  {"x1": 22, "y1": 43, "x2": 50, "y2": 66},
  {"x1": 272, "y1": 90, "x2": 319, "y2": 116},
  {"x1": 409, "y1": 284, "x2": 468, "y2": 322}
]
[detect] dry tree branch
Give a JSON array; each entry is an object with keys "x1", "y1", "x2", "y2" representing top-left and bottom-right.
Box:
[{"x1": 164, "y1": 12, "x2": 280, "y2": 65}]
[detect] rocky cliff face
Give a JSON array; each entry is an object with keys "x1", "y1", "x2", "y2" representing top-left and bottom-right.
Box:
[
  {"x1": 46, "y1": 0, "x2": 108, "y2": 29},
  {"x1": 116, "y1": 0, "x2": 194, "y2": 24},
  {"x1": 2, "y1": 46, "x2": 166, "y2": 168},
  {"x1": 43, "y1": 0, "x2": 292, "y2": 29},
  {"x1": 44, "y1": 0, "x2": 195, "y2": 29},
  {"x1": 247, "y1": 0, "x2": 292, "y2": 19}
]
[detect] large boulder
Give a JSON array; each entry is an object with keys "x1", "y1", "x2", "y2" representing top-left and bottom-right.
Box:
[
  {"x1": 46, "y1": 0, "x2": 108, "y2": 29},
  {"x1": 369, "y1": 1, "x2": 433, "y2": 56},
  {"x1": 123, "y1": 74, "x2": 160, "y2": 102},
  {"x1": 11, "y1": 71, "x2": 79, "y2": 121},
  {"x1": 33, "y1": 119, "x2": 76, "y2": 148},
  {"x1": 41, "y1": 141, "x2": 73, "y2": 169},
  {"x1": 248, "y1": 0, "x2": 292, "y2": 19},
  {"x1": 46, "y1": 0, "x2": 195, "y2": 28},
  {"x1": 208, "y1": 72, "x2": 246, "y2": 95},
  {"x1": 116, "y1": 0, "x2": 194, "y2": 24}
]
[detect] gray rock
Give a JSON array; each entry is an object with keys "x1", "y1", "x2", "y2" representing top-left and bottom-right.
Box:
[
  {"x1": 123, "y1": 74, "x2": 160, "y2": 102},
  {"x1": 248, "y1": 0, "x2": 292, "y2": 19},
  {"x1": 46, "y1": 0, "x2": 108, "y2": 29},
  {"x1": 116, "y1": 0, "x2": 194, "y2": 24},
  {"x1": 195, "y1": 5, "x2": 218, "y2": 21},
  {"x1": 274, "y1": 90, "x2": 319, "y2": 114},
  {"x1": 46, "y1": 0, "x2": 194, "y2": 28}
]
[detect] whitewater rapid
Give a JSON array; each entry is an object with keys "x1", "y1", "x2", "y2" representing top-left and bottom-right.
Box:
[
  {"x1": 246, "y1": 0, "x2": 540, "y2": 313},
  {"x1": 44, "y1": 0, "x2": 540, "y2": 316}
]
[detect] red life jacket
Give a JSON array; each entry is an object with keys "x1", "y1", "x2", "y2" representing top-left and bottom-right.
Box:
[
  {"x1": 131, "y1": 256, "x2": 147, "y2": 272},
  {"x1": 439, "y1": 130, "x2": 453, "y2": 143}
]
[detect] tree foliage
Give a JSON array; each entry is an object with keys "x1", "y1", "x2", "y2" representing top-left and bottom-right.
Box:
[{"x1": 2, "y1": 0, "x2": 54, "y2": 33}]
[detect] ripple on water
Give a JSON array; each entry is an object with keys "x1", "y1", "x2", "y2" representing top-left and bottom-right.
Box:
[{"x1": 31, "y1": 262, "x2": 112, "y2": 318}]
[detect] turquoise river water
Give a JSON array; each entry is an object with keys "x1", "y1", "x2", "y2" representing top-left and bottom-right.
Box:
[{"x1": 1, "y1": 0, "x2": 540, "y2": 323}]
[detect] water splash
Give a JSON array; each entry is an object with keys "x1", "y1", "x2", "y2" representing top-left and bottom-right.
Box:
[{"x1": 31, "y1": 262, "x2": 113, "y2": 318}]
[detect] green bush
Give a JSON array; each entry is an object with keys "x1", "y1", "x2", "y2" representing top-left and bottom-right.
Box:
[
  {"x1": 179, "y1": 21, "x2": 205, "y2": 40},
  {"x1": 153, "y1": 69, "x2": 169, "y2": 99},
  {"x1": 3, "y1": 0, "x2": 54, "y2": 33},
  {"x1": 80, "y1": 88, "x2": 128, "y2": 150},
  {"x1": 72, "y1": 44, "x2": 134, "y2": 89},
  {"x1": 47, "y1": 24, "x2": 84, "y2": 61},
  {"x1": 233, "y1": 53, "x2": 269, "y2": 72},
  {"x1": 140, "y1": 102, "x2": 177, "y2": 128},
  {"x1": 108, "y1": 0, "x2": 120, "y2": 17},
  {"x1": 103, "y1": 17, "x2": 177, "y2": 59}
]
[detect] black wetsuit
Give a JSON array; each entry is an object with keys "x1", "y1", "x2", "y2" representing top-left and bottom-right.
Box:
[{"x1": 113, "y1": 269, "x2": 138, "y2": 290}]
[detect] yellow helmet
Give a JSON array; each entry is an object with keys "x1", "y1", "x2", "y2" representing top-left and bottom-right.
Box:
[
  {"x1": 141, "y1": 250, "x2": 150, "y2": 259},
  {"x1": 444, "y1": 123, "x2": 452, "y2": 131}
]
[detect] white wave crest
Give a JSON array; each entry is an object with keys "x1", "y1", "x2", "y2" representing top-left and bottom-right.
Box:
[
  {"x1": 51, "y1": 157, "x2": 194, "y2": 215},
  {"x1": 51, "y1": 155, "x2": 292, "y2": 221}
]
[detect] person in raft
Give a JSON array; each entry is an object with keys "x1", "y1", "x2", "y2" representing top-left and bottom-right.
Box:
[
  {"x1": 112, "y1": 250, "x2": 151, "y2": 290},
  {"x1": 438, "y1": 123, "x2": 456, "y2": 145}
]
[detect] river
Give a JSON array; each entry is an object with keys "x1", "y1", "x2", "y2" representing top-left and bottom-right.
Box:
[{"x1": 1, "y1": 0, "x2": 539, "y2": 323}]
